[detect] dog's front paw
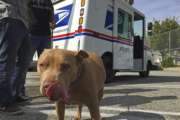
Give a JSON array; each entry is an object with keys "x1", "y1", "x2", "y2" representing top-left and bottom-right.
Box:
[{"x1": 74, "y1": 116, "x2": 81, "y2": 120}]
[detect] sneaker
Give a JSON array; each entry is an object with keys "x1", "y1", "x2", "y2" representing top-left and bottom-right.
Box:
[
  {"x1": 0, "y1": 105, "x2": 24, "y2": 115},
  {"x1": 15, "y1": 95, "x2": 30, "y2": 103}
]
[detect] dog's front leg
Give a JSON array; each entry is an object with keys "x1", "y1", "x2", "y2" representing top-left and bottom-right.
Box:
[
  {"x1": 74, "y1": 104, "x2": 82, "y2": 120},
  {"x1": 88, "y1": 99, "x2": 101, "y2": 120},
  {"x1": 56, "y1": 101, "x2": 65, "y2": 120}
]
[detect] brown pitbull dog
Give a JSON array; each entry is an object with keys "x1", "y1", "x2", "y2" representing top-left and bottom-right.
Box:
[{"x1": 37, "y1": 49, "x2": 106, "y2": 120}]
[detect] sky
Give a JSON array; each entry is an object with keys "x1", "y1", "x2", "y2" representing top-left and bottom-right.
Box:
[{"x1": 133, "y1": 0, "x2": 180, "y2": 23}]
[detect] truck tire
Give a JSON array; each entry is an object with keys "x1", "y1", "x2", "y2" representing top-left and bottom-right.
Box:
[
  {"x1": 102, "y1": 55, "x2": 114, "y2": 83},
  {"x1": 104, "y1": 63, "x2": 113, "y2": 83},
  {"x1": 139, "y1": 62, "x2": 151, "y2": 77}
]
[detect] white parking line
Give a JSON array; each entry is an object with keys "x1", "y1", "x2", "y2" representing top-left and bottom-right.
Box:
[
  {"x1": 27, "y1": 104, "x2": 180, "y2": 117},
  {"x1": 27, "y1": 104, "x2": 115, "y2": 118},
  {"x1": 40, "y1": 110, "x2": 116, "y2": 118}
]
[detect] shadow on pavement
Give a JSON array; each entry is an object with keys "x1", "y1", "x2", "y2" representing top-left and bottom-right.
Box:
[
  {"x1": 104, "y1": 88, "x2": 157, "y2": 94},
  {"x1": 0, "y1": 109, "x2": 49, "y2": 120},
  {"x1": 0, "y1": 87, "x2": 56, "y2": 120},
  {"x1": 102, "y1": 111, "x2": 165, "y2": 120},
  {"x1": 101, "y1": 94, "x2": 177, "y2": 107},
  {"x1": 107, "y1": 75, "x2": 180, "y2": 86}
]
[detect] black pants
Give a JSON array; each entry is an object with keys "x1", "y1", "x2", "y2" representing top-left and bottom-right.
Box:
[{"x1": 0, "y1": 18, "x2": 31, "y2": 106}]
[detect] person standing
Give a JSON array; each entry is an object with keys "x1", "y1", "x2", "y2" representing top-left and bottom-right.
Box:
[
  {"x1": 28, "y1": 0, "x2": 55, "y2": 58},
  {"x1": 0, "y1": 0, "x2": 31, "y2": 115}
]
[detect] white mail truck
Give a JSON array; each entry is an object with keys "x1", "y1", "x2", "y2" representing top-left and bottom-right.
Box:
[{"x1": 51, "y1": 0, "x2": 153, "y2": 82}]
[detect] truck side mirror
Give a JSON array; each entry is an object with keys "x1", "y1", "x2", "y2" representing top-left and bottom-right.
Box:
[
  {"x1": 147, "y1": 22, "x2": 153, "y2": 36},
  {"x1": 148, "y1": 22, "x2": 153, "y2": 30},
  {"x1": 129, "y1": 0, "x2": 134, "y2": 5}
]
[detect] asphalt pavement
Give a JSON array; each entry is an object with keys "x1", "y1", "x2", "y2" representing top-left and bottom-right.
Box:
[{"x1": 0, "y1": 68, "x2": 180, "y2": 120}]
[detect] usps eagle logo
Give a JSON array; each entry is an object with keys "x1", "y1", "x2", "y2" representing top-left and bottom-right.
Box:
[{"x1": 54, "y1": 4, "x2": 73, "y2": 28}]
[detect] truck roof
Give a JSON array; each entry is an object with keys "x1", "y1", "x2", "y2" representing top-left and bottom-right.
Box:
[{"x1": 133, "y1": 7, "x2": 145, "y2": 20}]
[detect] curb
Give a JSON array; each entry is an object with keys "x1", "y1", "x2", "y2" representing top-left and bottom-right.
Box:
[{"x1": 164, "y1": 67, "x2": 180, "y2": 72}]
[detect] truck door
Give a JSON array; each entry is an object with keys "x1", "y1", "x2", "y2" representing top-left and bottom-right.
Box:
[
  {"x1": 113, "y1": 1, "x2": 133, "y2": 70},
  {"x1": 133, "y1": 12, "x2": 145, "y2": 70}
]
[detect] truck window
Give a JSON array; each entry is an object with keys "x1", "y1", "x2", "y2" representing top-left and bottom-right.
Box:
[
  {"x1": 133, "y1": 12, "x2": 145, "y2": 40},
  {"x1": 134, "y1": 20, "x2": 143, "y2": 39},
  {"x1": 118, "y1": 9, "x2": 132, "y2": 39}
]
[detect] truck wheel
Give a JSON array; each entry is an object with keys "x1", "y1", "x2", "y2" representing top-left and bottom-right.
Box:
[
  {"x1": 139, "y1": 63, "x2": 150, "y2": 77},
  {"x1": 102, "y1": 55, "x2": 114, "y2": 83}
]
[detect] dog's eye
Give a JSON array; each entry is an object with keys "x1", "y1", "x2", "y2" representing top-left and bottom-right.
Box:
[
  {"x1": 39, "y1": 63, "x2": 49, "y2": 69},
  {"x1": 39, "y1": 63, "x2": 44, "y2": 67},
  {"x1": 60, "y1": 63, "x2": 70, "y2": 71}
]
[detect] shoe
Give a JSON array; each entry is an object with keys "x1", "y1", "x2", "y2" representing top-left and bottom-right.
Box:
[
  {"x1": 15, "y1": 95, "x2": 30, "y2": 103},
  {"x1": 0, "y1": 105, "x2": 24, "y2": 115}
]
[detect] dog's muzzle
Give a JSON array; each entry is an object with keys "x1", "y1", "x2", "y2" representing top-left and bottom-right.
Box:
[{"x1": 42, "y1": 80, "x2": 70, "y2": 103}]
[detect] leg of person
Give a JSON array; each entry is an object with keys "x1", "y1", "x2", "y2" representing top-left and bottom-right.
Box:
[
  {"x1": 37, "y1": 36, "x2": 51, "y2": 57},
  {"x1": 11, "y1": 20, "x2": 32, "y2": 103},
  {"x1": 14, "y1": 34, "x2": 41, "y2": 103},
  {"x1": 30, "y1": 34, "x2": 41, "y2": 58},
  {"x1": 0, "y1": 18, "x2": 23, "y2": 115}
]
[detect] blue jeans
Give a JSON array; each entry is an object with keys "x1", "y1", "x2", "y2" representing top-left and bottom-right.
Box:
[
  {"x1": 30, "y1": 35, "x2": 51, "y2": 58},
  {"x1": 0, "y1": 18, "x2": 31, "y2": 106}
]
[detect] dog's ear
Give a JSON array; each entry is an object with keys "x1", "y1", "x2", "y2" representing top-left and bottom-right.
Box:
[
  {"x1": 75, "y1": 50, "x2": 89, "y2": 63},
  {"x1": 37, "y1": 49, "x2": 50, "y2": 73}
]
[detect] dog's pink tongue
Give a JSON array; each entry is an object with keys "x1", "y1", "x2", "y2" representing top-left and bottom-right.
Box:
[{"x1": 45, "y1": 83, "x2": 69, "y2": 103}]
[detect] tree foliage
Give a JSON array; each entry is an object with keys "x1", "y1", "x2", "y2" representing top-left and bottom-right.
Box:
[{"x1": 150, "y1": 18, "x2": 180, "y2": 56}]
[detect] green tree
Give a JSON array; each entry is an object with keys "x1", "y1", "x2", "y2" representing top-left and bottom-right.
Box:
[{"x1": 150, "y1": 18, "x2": 180, "y2": 56}]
